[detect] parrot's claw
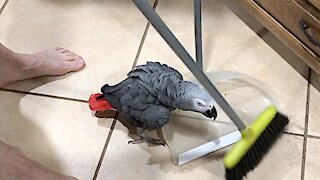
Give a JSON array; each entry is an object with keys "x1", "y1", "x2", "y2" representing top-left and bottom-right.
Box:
[
  {"x1": 128, "y1": 139, "x2": 145, "y2": 144},
  {"x1": 128, "y1": 138, "x2": 165, "y2": 146},
  {"x1": 146, "y1": 138, "x2": 165, "y2": 146}
]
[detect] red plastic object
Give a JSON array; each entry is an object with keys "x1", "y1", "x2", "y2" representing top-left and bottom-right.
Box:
[{"x1": 89, "y1": 93, "x2": 113, "y2": 111}]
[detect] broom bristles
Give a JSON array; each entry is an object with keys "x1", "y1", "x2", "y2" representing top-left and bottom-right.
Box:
[{"x1": 225, "y1": 112, "x2": 289, "y2": 180}]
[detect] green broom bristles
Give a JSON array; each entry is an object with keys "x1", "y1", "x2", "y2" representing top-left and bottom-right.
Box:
[{"x1": 224, "y1": 106, "x2": 289, "y2": 180}]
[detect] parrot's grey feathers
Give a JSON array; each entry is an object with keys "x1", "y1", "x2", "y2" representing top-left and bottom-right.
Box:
[
  {"x1": 101, "y1": 61, "x2": 216, "y2": 131},
  {"x1": 129, "y1": 105, "x2": 170, "y2": 130},
  {"x1": 100, "y1": 78, "x2": 133, "y2": 110},
  {"x1": 128, "y1": 61, "x2": 183, "y2": 81},
  {"x1": 101, "y1": 78, "x2": 131, "y2": 93}
]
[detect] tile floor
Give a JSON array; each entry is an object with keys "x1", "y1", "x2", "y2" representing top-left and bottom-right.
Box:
[
  {"x1": 309, "y1": 72, "x2": 320, "y2": 137},
  {"x1": 0, "y1": 91, "x2": 111, "y2": 179},
  {"x1": 0, "y1": 0, "x2": 319, "y2": 179}
]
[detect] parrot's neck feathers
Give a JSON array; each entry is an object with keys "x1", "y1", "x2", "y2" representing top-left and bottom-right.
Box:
[
  {"x1": 172, "y1": 81, "x2": 194, "y2": 107},
  {"x1": 156, "y1": 77, "x2": 185, "y2": 109}
]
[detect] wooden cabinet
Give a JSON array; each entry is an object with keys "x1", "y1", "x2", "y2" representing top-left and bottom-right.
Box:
[
  {"x1": 255, "y1": 0, "x2": 320, "y2": 58},
  {"x1": 308, "y1": 0, "x2": 320, "y2": 10},
  {"x1": 226, "y1": 0, "x2": 320, "y2": 74}
]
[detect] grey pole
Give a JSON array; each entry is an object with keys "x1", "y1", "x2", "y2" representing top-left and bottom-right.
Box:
[
  {"x1": 194, "y1": 0, "x2": 203, "y2": 69},
  {"x1": 132, "y1": 0, "x2": 246, "y2": 130}
]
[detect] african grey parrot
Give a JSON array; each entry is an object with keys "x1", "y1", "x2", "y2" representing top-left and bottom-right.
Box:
[{"x1": 100, "y1": 61, "x2": 217, "y2": 145}]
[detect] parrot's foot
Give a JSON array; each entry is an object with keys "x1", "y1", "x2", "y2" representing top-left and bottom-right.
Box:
[
  {"x1": 146, "y1": 138, "x2": 165, "y2": 146},
  {"x1": 128, "y1": 138, "x2": 145, "y2": 145},
  {"x1": 128, "y1": 137, "x2": 165, "y2": 146}
]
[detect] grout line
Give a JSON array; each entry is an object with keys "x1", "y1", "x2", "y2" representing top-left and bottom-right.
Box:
[
  {"x1": 92, "y1": 116, "x2": 118, "y2": 180},
  {"x1": 0, "y1": 0, "x2": 9, "y2": 15},
  {"x1": 301, "y1": 68, "x2": 312, "y2": 180},
  {"x1": 307, "y1": 134, "x2": 320, "y2": 141},
  {"x1": 283, "y1": 131, "x2": 320, "y2": 140},
  {"x1": 131, "y1": 0, "x2": 159, "y2": 69},
  {"x1": 92, "y1": 1, "x2": 159, "y2": 178},
  {"x1": 0, "y1": 88, "x2": 88, "y2": 103},
  {"x1": 131, "y1": 20, "x2": 150, "y2": 69},
  {"x1": 283, "y1": 131, "x2": 304, "y2": 138}
]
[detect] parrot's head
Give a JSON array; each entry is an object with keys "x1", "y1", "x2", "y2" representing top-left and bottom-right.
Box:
[{"x1": 177, "y1": 81, "x2": 217, "y2": 120}]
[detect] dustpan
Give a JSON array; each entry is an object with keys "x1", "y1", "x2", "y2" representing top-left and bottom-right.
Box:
[
  {"x1": 160, "y1": 70, "x2": 277, "y2": 165},
  {"x1": 131, "y1": 0, "x2": 278, "y2": 165}
]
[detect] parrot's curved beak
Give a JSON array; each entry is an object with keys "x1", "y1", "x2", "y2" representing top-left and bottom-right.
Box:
[{"x1": 203, "y1": 107, "x2": 217, "y2": 120}]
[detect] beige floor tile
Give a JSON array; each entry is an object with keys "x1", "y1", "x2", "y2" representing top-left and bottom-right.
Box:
[
  {"x1": 0, "y1": 0, "x2": 8, "y2": 16},
  {"x1": 247, "y1": 135, "x2": 302, "y2": 180},
  {"x1": 0, "y1": 0, "x2": 154, "y2": 100},
  {"x1": 305, "y1": 138, "x2": 320, "y2": 180},
  {"x1": 96, "y1": 121, "x2": 225, "y2": 180},
  {"x1": 0, "y1": 90, "x2": 113, "y2": 179},
  {"x1": 309, "y1": 84, "x2": 320, "y2": 136},
  {"x1": 96, "y1": 120, "x2": 302, "y2": 180},
  {"x1": 135, "y1": 0, "x2": 307, "y2": 134},
  {"x1": 0, "y1": 0, "x2": 5, "y2": 9}
]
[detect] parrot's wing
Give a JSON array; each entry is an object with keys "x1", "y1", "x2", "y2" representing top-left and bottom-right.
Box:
[
  {"x1": 127, "y1": 62, "x2": 182, "y2": 106},
  {"x1": 101, "y1": 78, "x2": 133, "y2": 94},
  {"x1": 123, "y1": 103, "x2": 170, "y2": 131},
  {"x1": 119, "y1": 81, "x2": 170, "y2": 130},
  {"x1": 101, "y1": 78, "x2": 135, "y2": 110},
  {"x1": 139, "y1": 104, "x2": 170, "y2": 130},
  {"x1": 128, "y1": 61, "x2": 183, "y2": 80},
  {"x1": 103, "y1": 62, "x2": 179, "y2": 128}
]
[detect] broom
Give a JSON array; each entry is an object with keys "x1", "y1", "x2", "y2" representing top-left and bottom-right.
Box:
[
  {"x1": 224, "y1": 106, "x2": 289, "y2": 179},
  {"x1": 132, "y1": 0, "x2": 289, "y2": 179}
]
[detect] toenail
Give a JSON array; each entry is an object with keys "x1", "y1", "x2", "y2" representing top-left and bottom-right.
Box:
[
  {"x1": 77, "y1": 61, "x2": 85, "y2": 68},
  {"x1": 76, "y1": 58, "x2": 84, "y2": 64}
]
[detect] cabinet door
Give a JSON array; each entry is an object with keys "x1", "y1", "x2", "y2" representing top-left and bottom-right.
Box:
[{"x1": 255, "y1": 0, "x2": 320, "y2": 59}]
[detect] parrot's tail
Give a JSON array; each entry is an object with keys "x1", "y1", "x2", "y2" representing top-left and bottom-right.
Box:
[{"x1": 88, "y1": 93, "x2": 113, "y2": 111}]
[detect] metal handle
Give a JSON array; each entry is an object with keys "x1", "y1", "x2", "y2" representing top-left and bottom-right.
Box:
[
  {"x1": 132, "y1": 0, "x2": 246, "y2": 130},
  {"x1": 194, "y1": 0, "x2": 203, "y2": 69},
  {"x1": 299, "y1": 20, "x2": 320, "y2": 48}
]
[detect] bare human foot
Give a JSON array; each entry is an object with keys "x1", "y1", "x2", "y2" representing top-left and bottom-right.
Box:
[
  {"x1": 0, "y1": 44, "x2": 83, "y2": 178},
  {"x1": 0, "y1": 141, "x2": 77, "y2": 180},
  {"x1": 0, "y1": 43, "x2": 85, "y2": 87}
]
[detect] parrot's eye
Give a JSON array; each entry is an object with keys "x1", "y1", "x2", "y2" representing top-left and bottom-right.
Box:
[{"x1": 197, "y1": 102, "x2": 204, "y2": 107}]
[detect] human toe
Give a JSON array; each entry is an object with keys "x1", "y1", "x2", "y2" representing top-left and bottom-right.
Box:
[
  {"x1": 56, "y1": 48, "x2": 69, "y2": 53},
  {"x1": 63, "y1": 54, "x2": 84, "y2": 62},
  {"x1": 64, "y1": 58, "x2": 85, "y2": 72}
]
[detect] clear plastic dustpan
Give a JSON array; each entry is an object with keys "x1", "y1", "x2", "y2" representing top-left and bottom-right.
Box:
[{"x1": 160, "y1": 71, "x2": 277, "y2": 165}]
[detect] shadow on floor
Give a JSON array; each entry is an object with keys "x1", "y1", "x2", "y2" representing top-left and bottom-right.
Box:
[
  {"x1": 94, "y1": 109, "x2": 226, "y2": 175},
  {"x1": 0, "y1": 91, "x2": 66, "y2": 175}
]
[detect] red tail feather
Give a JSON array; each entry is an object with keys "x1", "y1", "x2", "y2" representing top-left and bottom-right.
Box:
[{"x1": 89, "y1": 93, "x2": 113, "y2": 111}]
